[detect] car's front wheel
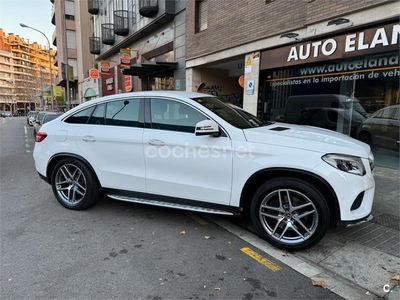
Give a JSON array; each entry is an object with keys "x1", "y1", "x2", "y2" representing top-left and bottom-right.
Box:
[
  {"x1": 359, "y1": 132, "x2": 372, "y2": 147},
  {"x1": 250, "y1": 177, "x2": 329, "y2": 251},
  {"x1": 51, "y1": 158, "x2": 99, "y2": 210}
]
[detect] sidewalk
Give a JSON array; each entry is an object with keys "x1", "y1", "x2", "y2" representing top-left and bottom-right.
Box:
[
  {"x1": 298, "y1": 166, "x2": 400, "y2": 299},
  {"x1": 213, "y1": 165, "x2": 400, "y2": 299}
]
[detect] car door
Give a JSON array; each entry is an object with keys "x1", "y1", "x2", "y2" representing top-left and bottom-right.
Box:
[
  {"x1": 372, "y1": 107, "x2": 392, "y2": 148},
  {"x1": 385, "y1": 107, "x2": 400, "y2": 150},
  {"x1": 74, "y1": 98, "x2": 146, "y2": 192},
  {"x1": 143, "y1": 97, "x2": 233, "y2": 205}
]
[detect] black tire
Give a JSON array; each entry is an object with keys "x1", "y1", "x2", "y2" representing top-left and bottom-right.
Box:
[
  {"x1": 359, "y1": 132, "x2": 372, "y2": 147},
  {"x1": 51, "y1": 158, "x2": 99, "y2": 210},
  {"x1": 250, "y1": 177, "x2": 329, "y2": 251}
]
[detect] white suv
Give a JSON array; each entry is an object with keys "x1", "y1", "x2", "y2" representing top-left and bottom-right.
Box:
[{"x1": 33, "y1": 91, "x2": 375, "y2": 251}]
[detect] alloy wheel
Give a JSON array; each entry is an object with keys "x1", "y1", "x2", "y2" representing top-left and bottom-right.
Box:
[
  {"x1": 55, "y1": 163, "x2": 87, "y2": 206},
  {"x1": 259, "y1": 189, "x2": 318, "y2": 245}
]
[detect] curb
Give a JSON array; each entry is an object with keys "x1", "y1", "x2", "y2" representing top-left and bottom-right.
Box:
[{"x1": 210, "y1": 217, "x2": 381, "y2": 300}]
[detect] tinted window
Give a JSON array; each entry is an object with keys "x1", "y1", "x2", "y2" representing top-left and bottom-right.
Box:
[
  {"x1": 105, "y1": 99, "x2": 140, "y2": 127},
  {"x1": 64, "y1": 106, "x2": 95, "y2": 124},
  {"x1": 150, "y1": 98, "x2": 207, "y2": 133},
  {"x1": 393, "y1": 108, "x2": 400, "y2": 121},
  {"x1": 87, "y1": 104, "x2": 106, "y2": 125},
  {"x1": 43, "y1": 114, "x2": 61, "y2": 124},
  {"x1": 381, "y1": 107, "x2": 391, "y2": 119}
]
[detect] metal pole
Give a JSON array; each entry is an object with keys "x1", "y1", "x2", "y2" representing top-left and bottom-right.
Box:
[
  {"x1": 20, "y1": 23, "x2": 54, "y2": 111},
  {"x1": 63, "y1": 0, "x2": 70, "y2": 110}
]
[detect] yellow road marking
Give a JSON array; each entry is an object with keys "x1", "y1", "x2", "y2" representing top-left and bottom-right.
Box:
[
  {"x1": 240, "y1": 247, "x2": 282, "y2": 272},
  {"x1": 186, "y1": 212, "x2": 209, "y2": 225}
]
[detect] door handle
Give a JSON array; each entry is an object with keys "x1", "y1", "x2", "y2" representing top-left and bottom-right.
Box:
[
  {"x1": 148, "y1": 139, "x2": 165, "y2": 146},
  {"x1": 82, "y1": 136, "x2": 96, "y2": 142}
]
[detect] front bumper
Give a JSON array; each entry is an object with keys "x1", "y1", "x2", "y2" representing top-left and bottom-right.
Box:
[
  {"x1": 336, "y1": 213, "x2": 373, "y2": 228},
  {"x1": 313, "y1": 157, "x2": 375, "y2": 223}
]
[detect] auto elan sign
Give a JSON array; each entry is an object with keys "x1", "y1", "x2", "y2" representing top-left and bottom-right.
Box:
[{"x1": 261, "y1": 22, "x2": 399, "y2": 70}]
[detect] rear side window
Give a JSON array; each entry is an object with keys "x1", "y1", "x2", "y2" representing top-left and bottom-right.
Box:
[
  {"x1": 105, "y1": 99, "x2": 140, "y2": 127},
  {"x1": 64, "y1": 107, "x2": 95, "y2": 124},
  {"x1": 87, "y1": 104, "x2": 106, "y2": 125}
]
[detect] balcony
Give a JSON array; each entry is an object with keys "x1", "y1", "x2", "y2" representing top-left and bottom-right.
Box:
[
  {"x1": 88, "y1": 0, "x2": 100, "y2": 15},
  {"x1": 89, "y1": 37, "x2": 101, "y2": 54},
  {"x1": 139, "y1": 0, "x2": 158, "y2": 18},
  {"x1": 114, "y1": 10, "x2": 129, "y2": 36},
  {"x1": 101, "y1": 24, "x2": 115, "y2": 45}
]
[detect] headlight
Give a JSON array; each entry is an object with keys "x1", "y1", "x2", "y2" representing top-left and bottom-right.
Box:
[{"x1": 322, "y1": 154, "x2": 366, "y2": 176}]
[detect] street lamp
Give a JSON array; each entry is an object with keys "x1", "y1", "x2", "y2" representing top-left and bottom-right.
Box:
[{"x1": 20, "y1": 23, "x2": 54, "y2": 111}]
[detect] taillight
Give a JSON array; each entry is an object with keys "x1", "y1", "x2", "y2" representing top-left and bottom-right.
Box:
[{"x1": 35, "y1": 132, "x2": 47, "y2": 142}]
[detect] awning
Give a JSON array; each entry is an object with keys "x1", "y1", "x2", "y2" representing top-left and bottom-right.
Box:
[
  {"x1": 84, "y1": 88, "x2": 97, "y2": 98},
  {"x1": 122, "y1": 62, "x2": 178, "y2": 78}
]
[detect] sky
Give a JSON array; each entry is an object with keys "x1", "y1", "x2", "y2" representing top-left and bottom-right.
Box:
[{"x1": 0, "y1": 0, "x2": 55, "y2": 49}]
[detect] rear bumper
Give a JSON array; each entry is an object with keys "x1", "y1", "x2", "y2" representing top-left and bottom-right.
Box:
[{"x1": 38, "y1": 172, "x2": 50, "y2": 184}]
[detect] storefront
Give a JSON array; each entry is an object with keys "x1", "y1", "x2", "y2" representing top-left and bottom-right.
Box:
[{"x1": 259, "y1": 21, "x2": 399, "y2": 167}]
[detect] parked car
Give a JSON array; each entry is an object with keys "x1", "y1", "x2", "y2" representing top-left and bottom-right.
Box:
[
  {"x1": 33, "y1": 111, "x2": 58, "y2": 137},
  {"x1": 27, "y1": 111, "x2": 37, "y2": 125},
  {"x1": 33, "y1": 91, "x2": 375, "y2": 251},
  {"x1": 3, "y1": 111, "x2": 12, "y2": 117},
  {"x1": 357, "y1": 104, "x2": 400, "y2": 152},
  {"x1": 34, "y1": 112, "x2": 63, "y2": 137},
  {"x1": 0, "y1": 110, "x2": 4, "y2": 117},
  {"x1": 277, "y1": 94, "x2": 368, "y2": 137},
  {"x1": 293, "y1": 107, "x2": 365, "y2": 138}
]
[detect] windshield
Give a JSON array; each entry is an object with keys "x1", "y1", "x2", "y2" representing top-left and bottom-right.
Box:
[
  {"x1": 193, "y1": 97, "x2": 262, "y2": 129},
  {"x1": 342, "y1": 100, "x2": 368, "y2": 116}
]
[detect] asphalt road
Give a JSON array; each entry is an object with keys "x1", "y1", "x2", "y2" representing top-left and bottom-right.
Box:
[{"x1": 0, "y1": 116, "x2": 343, "y2": 300}]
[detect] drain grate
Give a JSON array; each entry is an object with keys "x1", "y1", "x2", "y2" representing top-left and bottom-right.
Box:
[{"x1": 371, "y1": 213, "x2": 400, "y2": 230}]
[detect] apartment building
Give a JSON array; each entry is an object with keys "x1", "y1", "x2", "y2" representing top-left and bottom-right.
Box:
[
  {"x1": 51, "y1": 0, "x2": 95, "y2": 107},
  {"x1": 0, "y1": 29, "x2": 56, "y2": 114},
  {"x1": 87, "y1": 0, "x2": 186, "y2": 95}
]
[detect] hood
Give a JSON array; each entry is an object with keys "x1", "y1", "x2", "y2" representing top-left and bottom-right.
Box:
[{"x1": 244, "y1": 123, "x2": 371, "y2": 157}]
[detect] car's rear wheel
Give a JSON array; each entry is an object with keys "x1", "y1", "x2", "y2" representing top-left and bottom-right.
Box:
[
  {"x1": 250, "y1": 177, "x2": 329, "y2": 251},
  {"x1": 51, "y1": 158, "x2": 99, "y2": 210}
]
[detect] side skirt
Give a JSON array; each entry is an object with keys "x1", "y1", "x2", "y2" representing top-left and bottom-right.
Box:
[{"x1": 102, "y1": 189, "x2": 242, "y2": 216}]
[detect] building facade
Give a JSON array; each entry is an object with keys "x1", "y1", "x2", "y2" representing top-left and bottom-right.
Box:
[
  {"x1": 185, "y1": 0, "x2": 399, "y2": 168},
  {"x1": 87, "y1": 0, "x2": 186, "y2": 95},
  {"x1": 0, "y1": 29, "x2": 57, "y2": 114},
  {"x1": 51, "y1": 0, "x2": 94, "y2": 107}
]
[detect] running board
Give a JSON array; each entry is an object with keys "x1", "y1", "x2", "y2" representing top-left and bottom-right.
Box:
[{"x1": 107, "y1": 194, "x2": 235, "y2": 216}]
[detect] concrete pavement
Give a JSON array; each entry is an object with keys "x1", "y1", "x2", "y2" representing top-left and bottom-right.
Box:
[{"x1": 212, "y1": 165, "x2": 400, "y2": 299}]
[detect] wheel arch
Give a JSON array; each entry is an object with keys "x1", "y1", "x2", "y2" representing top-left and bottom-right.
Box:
[
  {"x1": 358, "y1": 130, "x2": 373, "y2": 143},
  {"x1": 46, "y1": 153, "x2": 101, "y2": 188},
  {"x1": 239, "y1": 168, "x2": 340, "y2": 224}
]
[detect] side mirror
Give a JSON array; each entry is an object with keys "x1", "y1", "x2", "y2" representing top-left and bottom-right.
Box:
[{"x1": 195, "y1": 120, "x2": 220, "y2": 137}]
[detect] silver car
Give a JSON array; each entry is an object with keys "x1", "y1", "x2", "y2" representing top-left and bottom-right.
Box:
[{"x1": 357, "y1": 105, "x2": 400, "y2": 151}]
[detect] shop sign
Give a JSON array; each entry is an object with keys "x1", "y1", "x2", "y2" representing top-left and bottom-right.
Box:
[
  {"x1": 261, "y1": 23, "x2": 399, "y2": 69},
  {"x1": 125, "y1": 75, "x2": 132, "y2": 92},
  {"x1": 89, "y1": 68, "x2": 99, "y2": 79},
  {"x1": 101, "y1": 68, "x2": 115, "y2": 96},
  {"x1": 106, "y1": 77, "x2": 114, "y2": 91},
  {"x1": 101, "y1": 60, "x2": 110, "y2": 74},
  {"x1": 120, "y1": 48, "x2": 131, "y2": 67}
]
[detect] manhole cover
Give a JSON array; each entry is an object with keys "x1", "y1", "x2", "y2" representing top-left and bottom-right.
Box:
[{"x1": 371, "y1": 213, "x2": 400, "y2": 230}]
